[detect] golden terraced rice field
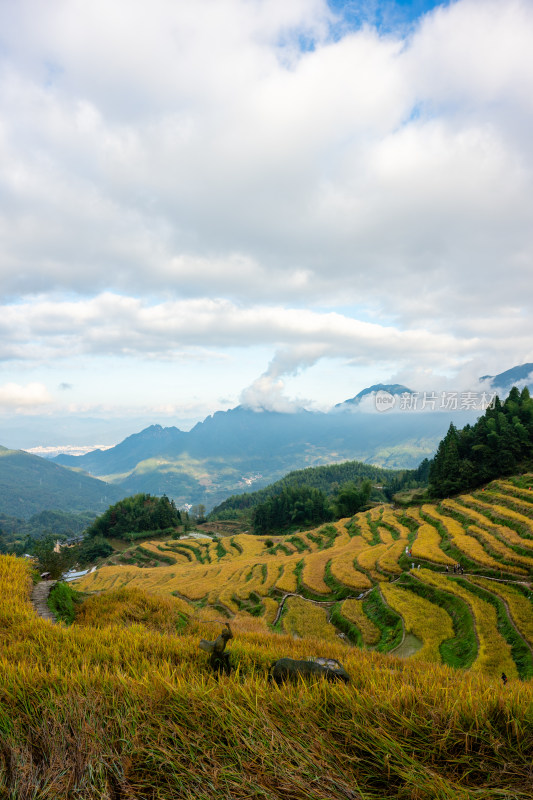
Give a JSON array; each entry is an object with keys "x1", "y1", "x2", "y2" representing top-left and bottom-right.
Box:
[{"x1": 73, "y1": 479, "x2": 533, "y2": 678}]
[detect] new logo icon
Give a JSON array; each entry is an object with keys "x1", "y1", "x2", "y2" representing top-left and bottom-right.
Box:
[{"x1": 375, "y1": 390, "x2": 396, "y2": 412}]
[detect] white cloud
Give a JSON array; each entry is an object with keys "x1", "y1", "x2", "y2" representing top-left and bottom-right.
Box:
[
  {"x1": 0, "y1": 0, "x2": 532, "y2": 424},
  {"x1": 0, "y1": 382, "x2": 53, "y2": 411},
  {"x1": 0, "y1": 0, "x2": 530, "y2": 314},
  {"x1": 0, "y1": 293, "x2": 482, "y2": 366}
]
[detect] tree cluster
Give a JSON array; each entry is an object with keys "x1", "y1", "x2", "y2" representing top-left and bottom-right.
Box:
[
  {"x1": 32, "y1": 535, "x2": 79, "y2": 580},
  {"x1": 85, "y1": 493, "x2": 181, "y2": 540},
  {"x1": 210, "y1": 459, "x2": 426, "y2": 521},
  {"x1": 429, "y1": 387, "x2": 533, "y2": 498},
  {"x1": 332, "y1": 480, "x2": 372, "y2": 518},
  {"x1": 252, "y1": 486, "x2": 333, "y2": 534}
]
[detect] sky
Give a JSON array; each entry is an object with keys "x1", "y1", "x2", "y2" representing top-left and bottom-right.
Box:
[{"x1": 0, "y1": 0, "x2": 532, "y2": 448}]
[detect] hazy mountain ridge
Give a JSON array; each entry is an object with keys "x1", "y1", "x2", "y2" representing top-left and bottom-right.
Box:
[
  {"x1": 7, "y1": 365, "x2": 532, "y2": 517},
  {"x1": 480, "y1": 363, "x2": 533, "y2": 390},
  {"x1": 0, "y1": 446, "x2": 122, "y2": 518},
  {"x1": 52, "y1": 404, "x2": 479, "y2": 510},
  {"x1": 335, "y1": 383, "x2": 412, "y2": 407}
]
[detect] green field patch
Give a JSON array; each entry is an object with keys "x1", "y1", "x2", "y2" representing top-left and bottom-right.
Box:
[
  {"x1": 362, "y1": 587, "x2": 403, "y2": 653},
  {"x1": 287, "y1": 535, "x2": 311, "y2": 552},
  {"x1": 455, "y1": 578, "x2": 533, "y2": 680},
  {"x1": 397, "y1": 574, "x2": 478, "y2": 669},
  {"x1": 329, "y1": 602, "x2": 363, "y2": 646}
]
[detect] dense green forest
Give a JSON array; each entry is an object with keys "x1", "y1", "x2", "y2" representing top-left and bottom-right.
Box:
[
  {"x1": 429, "y1": 386, "x2": 533, "y2": 497},
  {"x1": 252, "y1": 485, "x2": 333, "y2": 533},
  {"x1": 85, "y1": 493, "x2": 182, "y2": 540},
  {"x1": 251, "y1": 480, "x2": 377, "y2": 533},
  {"x1": 209, "y1": 459, "x2": 427, "y2": 521}
]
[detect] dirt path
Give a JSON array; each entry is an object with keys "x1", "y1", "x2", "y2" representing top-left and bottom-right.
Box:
[{"x1": 31, "y1": 580, "x2": 57, "y2": 623}]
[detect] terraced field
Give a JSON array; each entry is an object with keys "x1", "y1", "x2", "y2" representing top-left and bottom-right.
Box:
[{"x1": 76, "y1": 476, "x2": 533, "y2": 678}]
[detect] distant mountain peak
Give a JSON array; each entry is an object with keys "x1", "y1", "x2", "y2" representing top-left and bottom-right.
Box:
[
  {"x1": 336, "y1": 384, "x2": 412, "y2": 407},
  {"x1": 480, "y1": 363, "x2": 533, "y2": 390}
]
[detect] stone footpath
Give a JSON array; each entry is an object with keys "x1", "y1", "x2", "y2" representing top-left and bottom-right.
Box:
[{"x1": 31, "y1": 580, "x2": 57, "y2": 622}]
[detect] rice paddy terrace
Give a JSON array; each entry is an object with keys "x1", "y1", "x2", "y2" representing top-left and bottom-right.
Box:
[
  {"x1": 76, "y1": 476, "x2": 533, "y2": 680},
  {"x1": 1, "y1": 478, "x2": 533, "y2": 798}
]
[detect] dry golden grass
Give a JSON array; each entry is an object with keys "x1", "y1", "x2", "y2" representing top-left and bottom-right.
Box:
[
  {"x1": 282, "y1": 596, "x2": 339, "y2": 643},
  {"x1": 451, "y1": 497, "x2": 533, "y2": 552},
  {"x1": 134, "y1": 540, "x2": 181, "y2": 563},
  {"x1": 416, "y1": 569, "x2": 518, "y2": 678},
  {"x1": 330, "y1": 517, "x2": 353, "y2": 546},
  {"x1": 2, "y1": 556, "x2": 533, "y2": 798},
  {"x1": 262, "y1": 596, "x2": 279, "y2": 626},
  {"x1": 340, "y1": 598, "x2": 380, "y2": 645},
  {"x1": 274, "y1": 558, "x2": 299, "y2": 593},
  {"x1": 301, "y1": 550, "x2": 332, "y2": 594},
  {"x1": 329, "y1": 542, "x2": 373, "y2": 591},
  {"x1": 377, "y1": 540, "x2": 406, "y2": 575},
  {"x1": 405, "y1": 507, "x2": 423, "y2": 523},
  {"x1": 411, "y1": 522, "x2": 455, "y2": 565},
  {"x1": 231, "y1": 533, "x2": 266, "y2": 558},
  {"x1": 422, "y1": 506, "x2": 504, "y2": 569},
  {"x1": 381, "y1": 583, "x2": 454, "y2": 663},
  {"x1": 464, "y1": 525, "x2": 529, "y2": 573},
  {"x1": 377, "y1": 526, "x2": 394, "y2": 545},
  {"x1": 479, "y1": 496, "x2": 533, "y2": 533},
  {"x1": 351, "y1": 511, "x2": 375, "y2": 543},
  {"x1": 381, "y1": 508, "x2": 411, "y2": 539},
  {"x1": 469, "y1": 577, "x2": 533, "y2": 645},
  {"x1": 73, "y1": 493, "x2": 532, "y2": 668},
  {"x1": 75, "y1": 586, "x2": 191, "y2": 631},
  {"x1": 356, "y1": 543, "x2": 389, "y2": 576},
  {"x1": 497, "y1": 479, "x2": 533, "y2": 503}
]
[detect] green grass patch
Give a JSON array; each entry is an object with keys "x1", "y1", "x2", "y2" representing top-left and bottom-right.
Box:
[
  {"x1": 214, "y1": 538, "x2": 227, "y2": 559},
  {"x1": 455, "y1": 578, "x2": 533, "y2": 680},
  {"x1": 317, "y1": 524, "x2": 339, "y2": 548},
  {"x1": 233, "y1": 591, "x2": 264, "y2": 617},
  {"x1": 47, "y1": 582, "x2": 84, "y2": 625},
  {"x1": 397, "y1": 574, "x2": 478, "y2": 669},
  {"x1": 329, "y1": 602, "x2": 363, "y2": 647},
  {"x1": 362, "y1": 587, "x2": 403, "y2": 653},
  {"x1": 287, "y1": 535, "x2": 310, "y2": 552},
  {"x1": 366, "y1": 514, "x2": 382, "y2": 546}
]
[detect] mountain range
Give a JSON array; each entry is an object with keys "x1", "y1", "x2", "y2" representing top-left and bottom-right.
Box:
[
  {"x1": 1, "y1": 364, "x2": 531, "y2": 519},
  {"x1": 51, "y1": 403, "x2": 478, "y2": 510},
  {"x1": 51, "y1": 365, "x2": 532, "y2": 510},
  {"x1": 0, "y1": 445, "x2": 121, "y2": 519}
]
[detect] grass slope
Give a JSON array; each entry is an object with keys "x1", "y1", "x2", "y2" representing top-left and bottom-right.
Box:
[{"x1": 1, "y1": 555, "x2": 532, "y2": 799}]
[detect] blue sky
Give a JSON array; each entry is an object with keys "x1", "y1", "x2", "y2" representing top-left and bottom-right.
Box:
[
  {"x1": 329, "y1": 0, "x2": 450, "y2": 30},
  {"x1": 0, "y1": 0, "x2": 532, "y2": 449}
]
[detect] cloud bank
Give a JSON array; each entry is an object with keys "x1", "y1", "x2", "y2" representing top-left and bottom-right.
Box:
[{"x1": 0, "y1": 0, "x2": 532, "y2": 421}]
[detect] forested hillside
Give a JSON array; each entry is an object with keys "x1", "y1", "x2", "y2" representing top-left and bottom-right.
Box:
[
  {"x1": 430, "y1": 387, "x2": 533, "y2": 497},
  {"x1": 0, "y1": 509, "x2": 97, "y2": 554},
  {"x1": 209, "y1": 458, "x2": 429, "y2": 522},
  {"x1": 0, "y1": 445, "x2": 122, "y2": 518},
  {"x1": 85, "y1": 493, "x2": 182, "y2": 540}
]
